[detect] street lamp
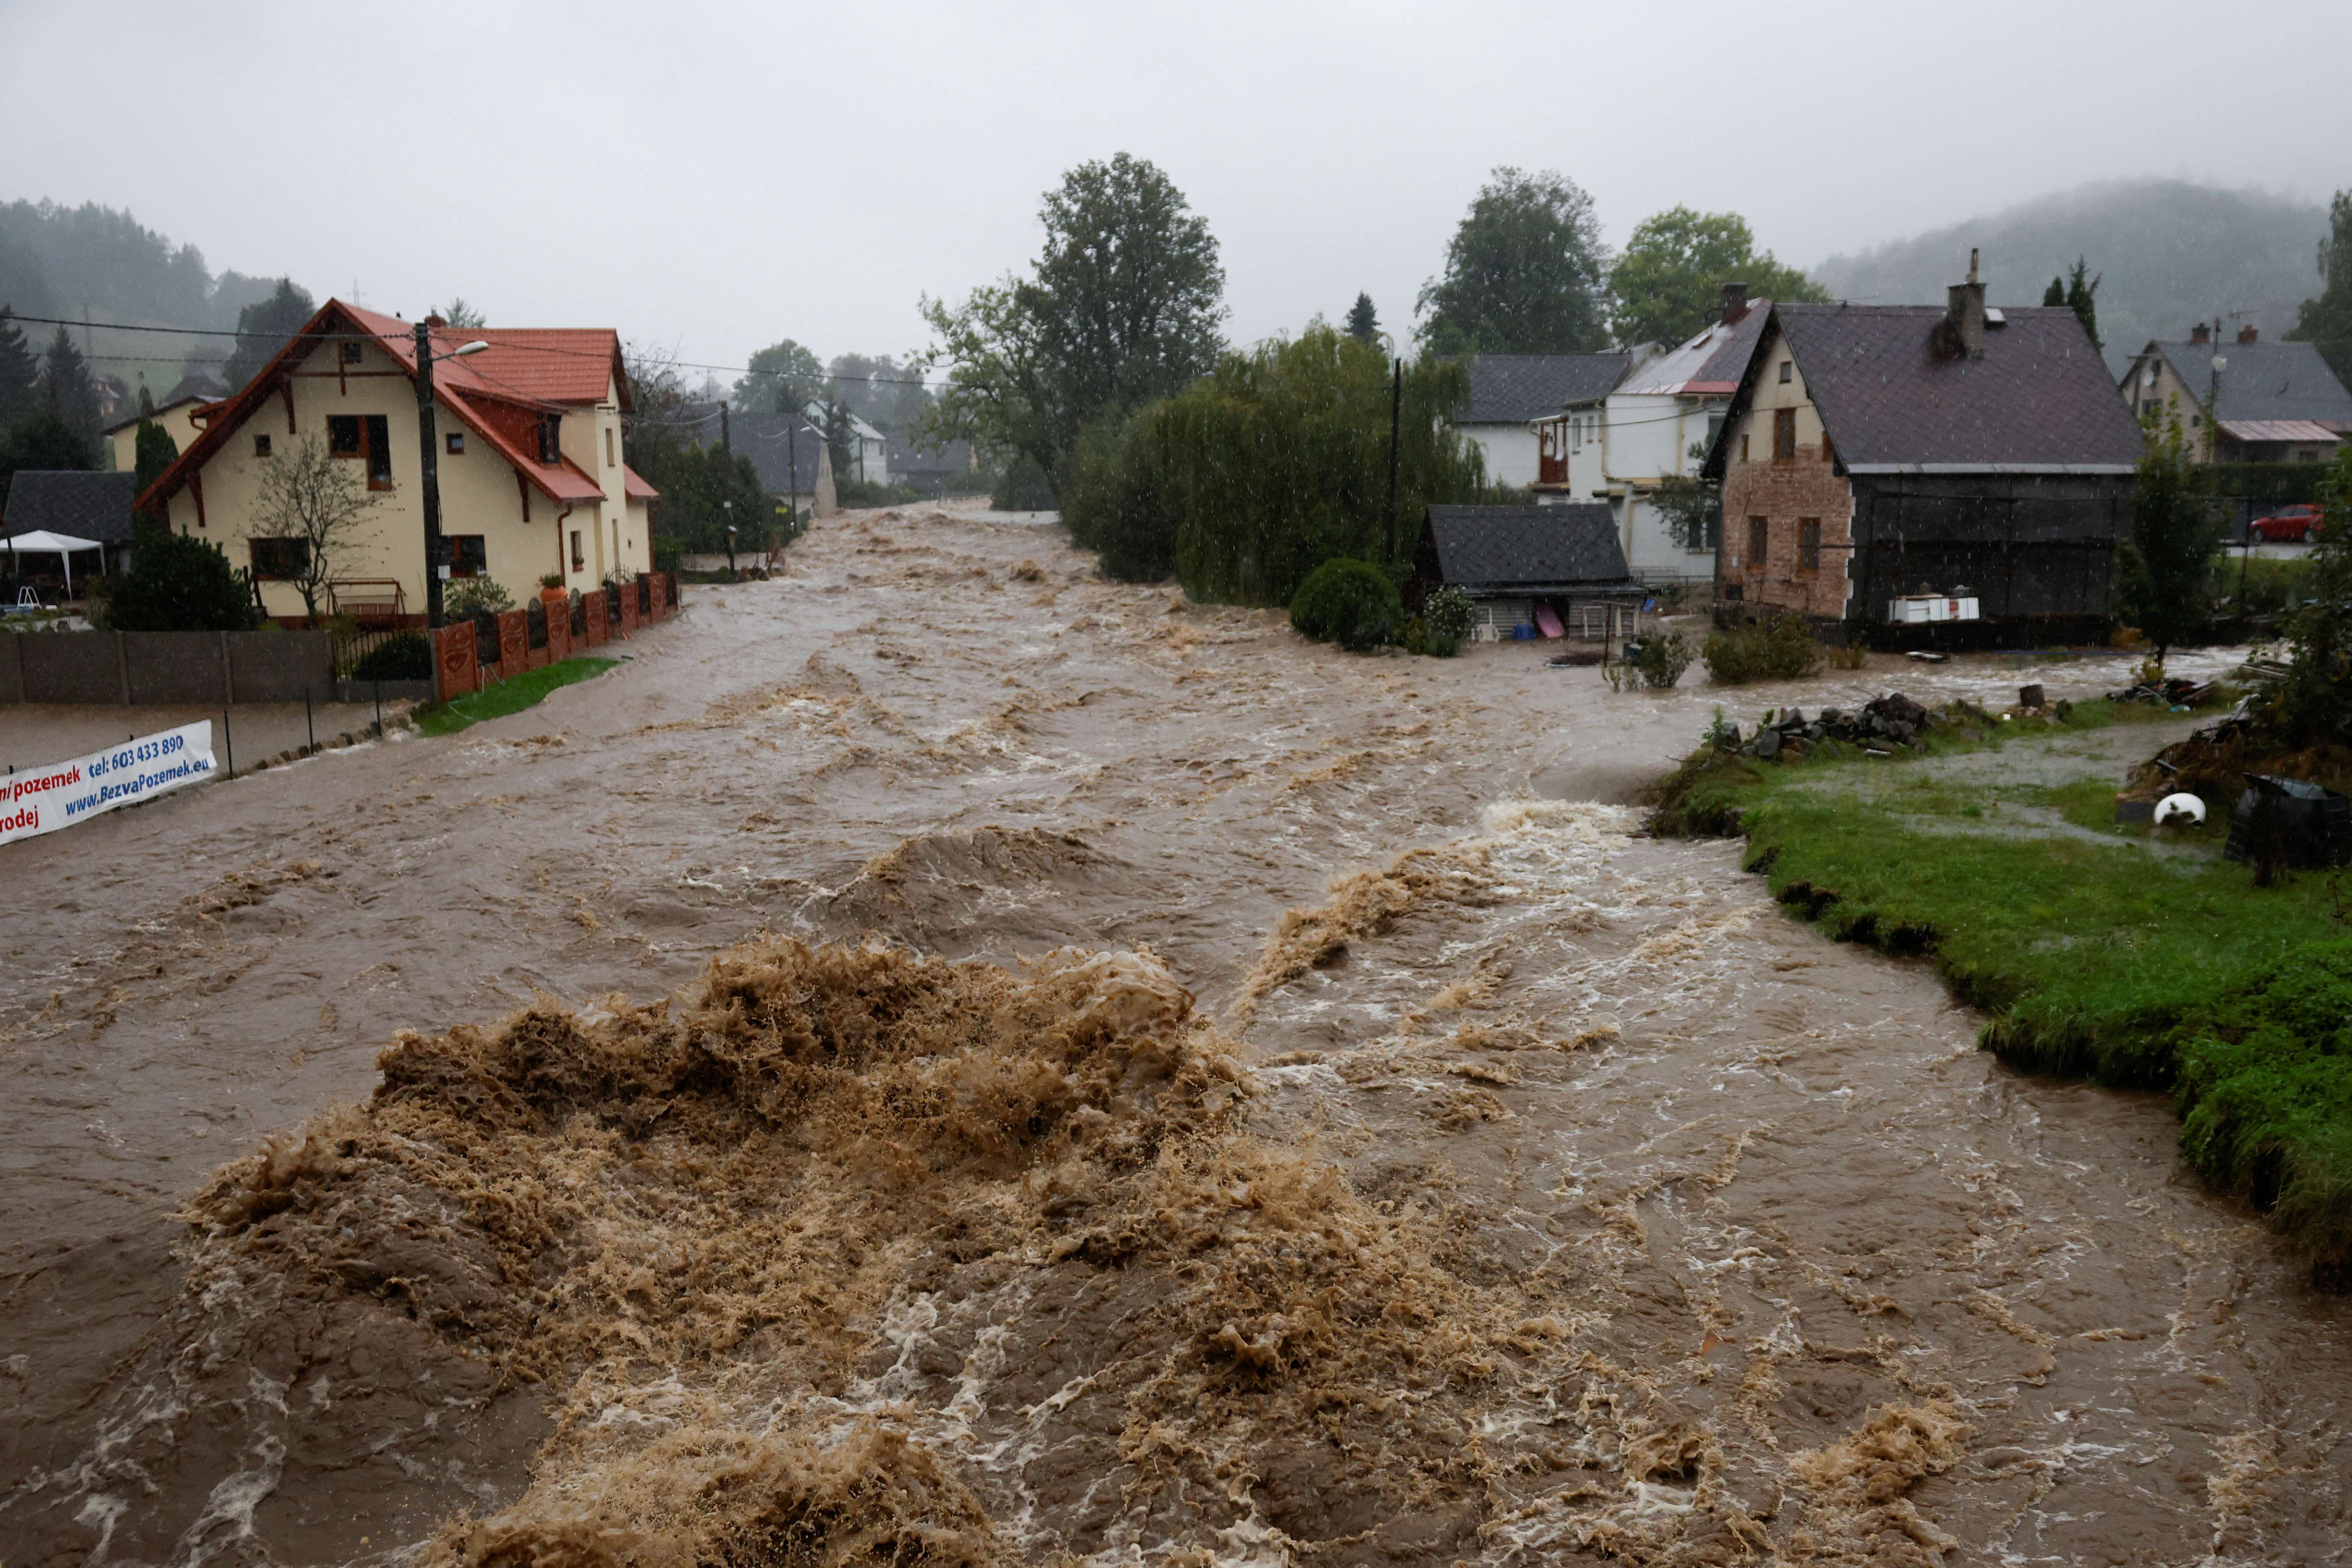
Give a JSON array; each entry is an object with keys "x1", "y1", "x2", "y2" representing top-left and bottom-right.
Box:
[{"x1": 414, "y1": 325, "x2": 490, "y2": 627}]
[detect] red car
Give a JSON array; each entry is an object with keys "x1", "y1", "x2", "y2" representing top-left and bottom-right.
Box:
[{"x1": 2250, "y1": 503, "x2": 2323, "y2": 543}]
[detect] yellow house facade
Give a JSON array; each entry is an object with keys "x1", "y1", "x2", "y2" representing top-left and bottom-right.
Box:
[
  {"x1": 104, "y1": 392, "x2": 213, "y2": 473},
  {"x1": 137, "y1": 301, "x2": 655, "y2": 623}
]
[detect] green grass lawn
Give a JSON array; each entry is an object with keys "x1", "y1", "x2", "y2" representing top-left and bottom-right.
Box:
[
  {"x1": 1654, "y1": 702, "x2": 2352, "y2": 1284},
  {"x1": 416, "y1": 656, "x2": 620, "y2": 737}
]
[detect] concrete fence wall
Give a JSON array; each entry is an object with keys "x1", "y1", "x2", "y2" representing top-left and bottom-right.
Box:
[{"x1": 0, "y1": 630, "x2": 336, "y2": 705}]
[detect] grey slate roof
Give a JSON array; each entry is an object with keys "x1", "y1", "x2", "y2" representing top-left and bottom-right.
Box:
[
  {"x1": 2148, "y1": 339, "x2": 2352, "y2": 427},
  {"x1": 1772, "y1": 304, "x2": 2143, "y2": 472},
  {"x1": 1423, "y1": 504, "x2": 1629, "y2": 591},
  {"x1": 1457, "y1": 354, "x2": 1631, "y2": 424},
  {"x1": 679, "y1": 402, "x2": 827, "y2": 495},
  {"x1": 1, "y1": 470, "x2": 138, "y2": 545}
]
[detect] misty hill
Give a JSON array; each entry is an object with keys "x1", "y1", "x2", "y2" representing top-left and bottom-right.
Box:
[
  {"x1": 0, "y1": 198, "x2": 291, "y2": 400},
  {"x1": 1811, "y1": 180, "x2": 2330, "y2": 372}
]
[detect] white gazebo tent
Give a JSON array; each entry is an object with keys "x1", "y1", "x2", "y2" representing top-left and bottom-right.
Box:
[{"x1": 3, "y1": 529, "x2": 105, "y2": 597}]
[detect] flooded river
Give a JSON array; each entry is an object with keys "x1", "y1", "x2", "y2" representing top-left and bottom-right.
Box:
[{"x1": 1, "y1": 504, "x2": 2341, "y2": 1565}]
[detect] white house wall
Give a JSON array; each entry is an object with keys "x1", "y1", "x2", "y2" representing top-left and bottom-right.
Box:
[{"x1": 1460, "y1": 423, "x2": 1541, "y2": 490}]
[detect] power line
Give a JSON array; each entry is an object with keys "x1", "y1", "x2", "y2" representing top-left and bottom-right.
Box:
[{"x1": 0, "y1": 311, "x2": 954, "y2": 387}]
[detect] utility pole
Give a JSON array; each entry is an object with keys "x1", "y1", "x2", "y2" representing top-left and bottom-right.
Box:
[
  {"x1": 415, "y1": 322, "x2": 445, "y2": 628},
  {"x1": 1384, "y1": 357, "x2": 1402, "y2": 566},
  {"x1": 788, "y1": 417, "x2": 800, "y2": 535},
  {"x1": 412, "y1": 325, "x2": 488, "y2": 628},
  {"x1": 721, "y1": 402, "x2": 731, "y2": 452}
]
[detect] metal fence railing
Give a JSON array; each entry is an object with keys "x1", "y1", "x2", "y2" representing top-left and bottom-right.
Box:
[{"x1": 332, "y1": 623, "x2": 432, "y2": 680}]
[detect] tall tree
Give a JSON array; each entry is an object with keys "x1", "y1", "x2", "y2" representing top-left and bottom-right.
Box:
[
  {"x1": 0, "y1": 406, "x2": 95, "y2": 495},
  {"x1": 1345, "y1": 292, "x2": 1380, "y2": 346},
  {"x1": 41, "y1": 324, "x2": 101, "y2": 443},
  {"x1": 436, "y1": 297, "x2": 486, "y2": 329},
  {"x1": 222, "y1": 278, "x2": 315, "y2": 391},
  {"x1": 827, "y1": 352, "x2": 931, "y2": 434},
  {"x1": 0, "y1": 305, "x2": 38, "y2": 428},
  {"x1": 924, "y1": 152, "x2": 1224, "y2": 491},
  {"x1": 735, "y1": 339, "x2": 826, "y2": 415},
  {"x1": 2118, "y1": 403, "x2": 2219, "y2": 664},
  {"x1": 1607, "y1": 208, "x2": 1829, "y2": 347},
  {"x1": 131, "y1": 416, "x2": 179, "y2": 538},
  {"x1": 2062, "y1": 257, "x2": 2102, "y2": 350},
  {"x1": 1417, "y1": 168, "x2": 1608, "y2": 355},
  {"x1": 2289, "y1": 189, "x2": 2352, "y2": 385}
]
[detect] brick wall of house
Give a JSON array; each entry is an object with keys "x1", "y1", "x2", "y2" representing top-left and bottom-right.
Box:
[{"x1": 1717, "y1": 448, "x2": 1855, "y2": 619}]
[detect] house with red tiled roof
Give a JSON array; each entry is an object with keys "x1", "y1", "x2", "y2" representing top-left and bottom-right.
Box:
[{"x1": 137, "y1": 300, "x2": 658, "y2": 623}]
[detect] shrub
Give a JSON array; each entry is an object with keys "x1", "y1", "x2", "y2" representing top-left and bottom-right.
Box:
[
  {"x1": 1421, "y1": 586, "x2": 1476, "y2": 656},
  {"x1": 1059, "y1": 410, "x2": 1182, "y2": 581},
  {"x1": 1703, "y1": 614, "x2": 1823, "y2": 683},
  {"x1": 103, "y1": 531, "x2": 257, "y2": 632},
  {"x1": 1289, "y1": 559, "x2": 1401, "y2": 653},
  {"x1": 443, "y1": 577, "x2": 515, "y2": 616},
  {"x1": 349, "y1": 632, "x2": 431, "y2": 681},
  {"x1": 2251, "y1": 446, "x2": 2352, "y2": 748},
  {"x1": 837, "y1": 478, "x2": 920, "y2": 508},
  {"x1": 993, "y1": 455, "x2": 1057, "y2": 511},
  {"x1": 1635, "y1": 629, "x2": 1694, "y2": 688}
]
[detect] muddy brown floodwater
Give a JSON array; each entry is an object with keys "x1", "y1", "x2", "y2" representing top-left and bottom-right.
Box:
[{"x1": 1, "y1": 502, "x2": 2342, "y2": 1567}]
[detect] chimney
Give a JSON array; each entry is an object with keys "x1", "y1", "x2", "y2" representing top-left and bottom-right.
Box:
[
  {"x1": 1945, "y1": 247, "x2": 1986, "y2": 358},
  {"x1": 423, "y1": 313, "x2": 448, "y2": 330},
  {"x1": 2189, "y1": 322, "x2": 2211, "y2": 345},
  {"x1": 1719, "y1": 281, "x2": 1750, "y2": 326},
  {"x1": 2238, "y1": 322, "x2": 2259, "y2": 344}
]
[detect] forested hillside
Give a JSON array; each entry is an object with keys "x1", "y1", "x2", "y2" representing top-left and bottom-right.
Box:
[
  {"x1": 0, "y1": 199, "x2": 290, "y2": 398},
  {"x1": 1811, "y1": 180, "x2": 2330, "y2": 370}
]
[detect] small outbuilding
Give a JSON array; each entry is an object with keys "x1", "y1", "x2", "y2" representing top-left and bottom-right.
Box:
[
  {"x1": 1410, "y1": 502, "x2": 1639, "y2": 640},
  {"x1": 2, "y1": 470, "x2": 139, "y2": 577}
]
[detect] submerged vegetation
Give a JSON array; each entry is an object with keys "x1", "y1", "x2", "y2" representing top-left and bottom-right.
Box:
[
  {"x1": 1652, "y1": 698, "x2": 2352, "y2": 1284},
  {"x1": 1700, "y1": 614, "x2": 1823, "y2": 684},
  {"x1": 1287, "y1": 557, "x2": 1401, "y2": 652}
]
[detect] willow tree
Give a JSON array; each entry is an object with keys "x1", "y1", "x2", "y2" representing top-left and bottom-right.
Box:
[{"x1": 1110, "y1": 326, "x2": 1490, "y2": 605}]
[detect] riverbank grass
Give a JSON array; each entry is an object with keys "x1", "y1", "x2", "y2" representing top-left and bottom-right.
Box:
[
  {"x1": 1654, "y1": 704, "x2": 2352, "y2": 1284},
  {"x1": 417, "y1": 656, "x2": 620, "y2": 737}
]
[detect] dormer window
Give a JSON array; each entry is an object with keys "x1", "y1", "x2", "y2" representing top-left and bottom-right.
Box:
[{"x1": 537, "y1": 414, "x2": 561, "y2": 465}]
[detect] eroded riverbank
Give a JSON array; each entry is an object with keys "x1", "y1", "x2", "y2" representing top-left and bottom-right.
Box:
[{"x1": 1, "y1": 505, "x2": 2339, "y2": 1564}]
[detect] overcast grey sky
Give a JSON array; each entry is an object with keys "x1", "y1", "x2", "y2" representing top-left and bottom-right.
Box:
[{"x1": 5, "y1": 0, "x2": 2348, "y2": 380}]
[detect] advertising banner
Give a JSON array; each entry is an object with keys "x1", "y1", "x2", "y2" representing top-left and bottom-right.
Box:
[{"x1": 1, "y1": 721, "x2": 217, "y2": 848}]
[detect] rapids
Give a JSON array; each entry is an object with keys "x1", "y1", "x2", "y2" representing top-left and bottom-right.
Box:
[{"x1": 0, "y1": 502, "x2": 2339, "y2": 1564}]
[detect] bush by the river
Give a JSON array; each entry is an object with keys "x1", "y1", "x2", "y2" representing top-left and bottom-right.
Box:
[
  {"x1": 1702, "y1": 614, "x2": 1822, "y2": 684},
  {"x1": 100, "y1": 532, "x2": 257, "y2": 632},
  {"x1": 1289, "y1": 558, "x2": 1401, "y2": 653}
]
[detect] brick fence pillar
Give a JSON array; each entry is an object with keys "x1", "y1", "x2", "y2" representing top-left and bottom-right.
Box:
[{"x1": 433, "y1": 622, "x2": 475, "y2": 702}]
